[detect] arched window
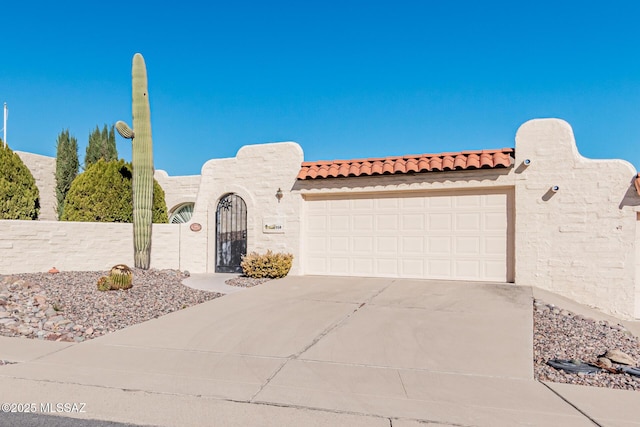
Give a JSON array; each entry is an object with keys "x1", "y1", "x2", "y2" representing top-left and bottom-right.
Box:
[{"x1": 169, "y1": 203, "x2": 195, "y2": 224}]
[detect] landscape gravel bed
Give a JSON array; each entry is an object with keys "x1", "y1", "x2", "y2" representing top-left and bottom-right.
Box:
[
  {"x1": 534, "y1": 299, "x2": 640, "y2": 391},
  {"x1": 0, "y1": 269, "x2": 221, "y2": 343},
  {"x1": 225, "y1": 276, "x2": 272, "y2": 288}
]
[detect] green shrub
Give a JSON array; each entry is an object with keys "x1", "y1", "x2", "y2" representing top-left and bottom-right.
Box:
[
  {"x1": 0, "y1": 143, "x2": 40, "y2": 220},
  {"x1": 61, "y1": 159, "x2": 168, "y2": 223},
  {"x1": 241, "y1": 250, "x2": 293, "y2": 279}
]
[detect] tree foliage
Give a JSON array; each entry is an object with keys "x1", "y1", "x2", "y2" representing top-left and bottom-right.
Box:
[
  {"x1": 55, "y1": 129, "x2": 79, "y2": 219},
  {"x1": 84, "y1": 124, "x2": 117, "y2": 169},
  {"x1": 61, "y1": 159, "x2": 168, "y2": 223},
  {"x1": 0, "y1": 141, "x2": 40, "y2": 220}
]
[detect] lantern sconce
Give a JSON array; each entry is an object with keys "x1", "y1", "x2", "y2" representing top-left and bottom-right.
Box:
[{"x1": 276, "y1": 188, "x2": 283, "y2": 203}]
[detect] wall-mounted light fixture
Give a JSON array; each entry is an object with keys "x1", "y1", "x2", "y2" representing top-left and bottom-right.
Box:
[
  {"x1": 276, "y1": 188, "x2": 283, "y2": 203},
  {"x1": 551, "y1": 185, "x2": 559, "y2": 193},
  {"x1": 523, "y1": 159, "x2": 531, "y2": 166}
]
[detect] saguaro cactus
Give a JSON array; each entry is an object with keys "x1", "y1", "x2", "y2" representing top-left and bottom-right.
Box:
[{"x1": 116, "y1": 53, "x2": 154, "y2": 269}]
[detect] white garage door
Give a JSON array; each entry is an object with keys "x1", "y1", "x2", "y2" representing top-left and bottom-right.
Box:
[{"x1": 303, "y1": 191, "x2": 510, "y2": 282}]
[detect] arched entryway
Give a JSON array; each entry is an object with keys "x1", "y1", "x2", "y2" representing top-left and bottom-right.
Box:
[{"x1": 215, "y1": 193, "x2": 247, "y2": 273}]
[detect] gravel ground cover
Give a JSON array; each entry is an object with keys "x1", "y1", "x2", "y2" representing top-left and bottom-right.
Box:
[
  {"x1": 0, "y1": 269, "x2": 221, "y2": 343},
  {"x1": 2, "y1": 271, "x2": 640, "y2": 390},
  {"x1": 225, "y1": 276, "x2": 272, "y2": 288},
  {"x1": 534, "y1": 299, "x2": 640, "y2": 391}
]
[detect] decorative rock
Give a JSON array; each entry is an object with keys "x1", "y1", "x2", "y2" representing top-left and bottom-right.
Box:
[
  {"x1": 597, "y1": 357, "x2": 613, "y2": 369},
  {"x1": 604, "y1": 349, "x2": 637, "y2": 366},
  {"x1": 48, "y1": 267, "x2": 59, "y2": 274}
]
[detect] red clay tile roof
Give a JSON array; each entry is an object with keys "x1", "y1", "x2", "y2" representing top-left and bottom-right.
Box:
[{"x1": 297, "y1": 148, "x2": 514, "y2": 180}]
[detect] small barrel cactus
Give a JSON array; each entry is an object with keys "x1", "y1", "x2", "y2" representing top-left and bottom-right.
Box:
[
  {"x1": 108, "y1": 264, "x2": 133, "y2": 290},
  {"x1": 96, "y1": 276, "x2": 111, "y2": 292}
]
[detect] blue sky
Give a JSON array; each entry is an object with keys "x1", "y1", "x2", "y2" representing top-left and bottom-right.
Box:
[{"x1": 1, "y1": 1, "x2": 639, "y2": 176}]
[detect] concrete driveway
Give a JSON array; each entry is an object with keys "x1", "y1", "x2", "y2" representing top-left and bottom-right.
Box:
[{"x1": 0, "y1": 276, "x2": 639, "y2": 426}]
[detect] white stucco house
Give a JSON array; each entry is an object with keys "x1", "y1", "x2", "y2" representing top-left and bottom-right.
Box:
[{"x1": 4, "y1": 118, "x2": 640, "y2": 320}]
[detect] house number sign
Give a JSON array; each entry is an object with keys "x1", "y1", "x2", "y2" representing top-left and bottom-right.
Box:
[{"x1": 263, "y1": 217, "x2": 285, "y2": 234}]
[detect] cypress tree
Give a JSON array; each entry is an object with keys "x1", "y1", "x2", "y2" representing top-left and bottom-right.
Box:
[
  {"x1": 55, "y1": 129, "x2": 79, "y2": 219},
  {"x1": 0, "y1": 140, "x2": 40, "y2": 220},
  {"x1": 85, "y1": 124, "x2": 118, "y2": 169}
]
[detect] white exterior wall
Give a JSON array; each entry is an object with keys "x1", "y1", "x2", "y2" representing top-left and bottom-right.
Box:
[
  {"x1": 16, "y1": 151, "x2": 57, "y2": 221},
  {"x1": 181, "y1": 142, "x2": 304, "y2": 274},
  {"x1": 154, "y1": 170, "x2": 201, "y2": 213},
  {"x1": 0, "y1": 221, "x2": 180, "y2": 274},
  {"x1": 514, "y1": 119, "x2": 640, "y2": 319}
]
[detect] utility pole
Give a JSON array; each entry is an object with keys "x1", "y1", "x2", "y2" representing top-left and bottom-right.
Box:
[{"x1": 2, "y1": 103, "x2": 6, "y2": 148}]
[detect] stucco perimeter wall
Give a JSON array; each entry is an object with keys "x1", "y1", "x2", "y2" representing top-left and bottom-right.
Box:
[
  {"x1": 154, "y1": 170, "x2": 201, "y2": 213},
  {"x1": 177, "y1": 142, "x2": 305, "y2": 274},
  {"x1": 16, "y1": 151, "x2": 57, "y2": 221},
  {"x1": 514, "y1": 119, "x2": 640, "y2": 319},
  {"x1": 0, "y1": 220, "x2": 181, "y2": 274}
]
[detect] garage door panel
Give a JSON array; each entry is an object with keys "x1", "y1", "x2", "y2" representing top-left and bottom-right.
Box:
[
  {"x1": 306, "y1": 257, "x2": 327, "y2": 274},
  {"x1": 401, "y1": 236, "x2": 424, "y2": 254},
  {"x1": 329, "y1": 236, "x2": 349, "y2": 252},
  {"x1": 376, "y1": 259, "x2": 398, "y2": 276},
  {"x1": 352, "y1": 258, "x2": 374, "y2": 275},
  {"x1": 401, "y1": 259, "x2": 424, "y2": 276},
  {"x1": 455, "y1": 259, "x2": 481, "y2": 279},
  {"x1": 329, "y1": 216, "x2": 349, "y2": 232},
  {"x1": 428, "y1": 196, "x2": 452, "y2": 209},
  {"x1": 329, "y1": 258, "x2": 349, "y2": 274},
  {"x1": 304, "y1": 192, "x2": 509, "y2": 282},
  {"x1": 428, "y1": 236, "x2": 451, "y2": 254},
  {"x1": 428, "y1": 213, "x2": 452, "y2": 231},
  {"x1": 428, "y1": 259, "x2": 453, "y2": 278},
  {"x1": 455, "y1": 236, "x2": 481, "y2": 255},
  {"x1": 307, "y1": 236, "x2": 328, "y2": 252},
  {"x1": 353, "y1": 199, "x2": 374, "y2": 210},
  {"x1": 484, "y1": 236, "x2": 506, "y2": 255},
  {"x1": 376, "y1": 236, "x2": 398, "y2": 254},
  {"x1": 376, "y1": 215, "x2": 399, "y2": 232},
  {"x1": 376, "y1": 198, "x2": 399, "y2": 209},
  {"x1": 401, "y1": 214, "x2": 425, "y2": 231},
  {"x1": 329, "y1": 199, "x2": 350, "y2": 210},
  {"x1": 484, "y1": 193, "x2": 506, "y2": 207},
  {"x1": 353, "y1": 236, "x2": 373, "y2": 253},
  {"x1": 455, "y1": 195, "x2": 482, "y2": 207},
  {"x1": 353, "y1": 215, "x2": 374, "y2": 231},
  {"x1": 401, "y1": 197, "x2": 425, "y2": 209},
  {"x1": 485, "y1": 260, "x2": 505, "y2": 280},
  {"x1": 485, "y1": 212, "x2": 506, "y2": 230},
  {"x1": 307, "y1": 216, "x2": 327, "y2": 232},
  {"x1": 455, "y1": 213, "x2": 481, "y2": 231}
]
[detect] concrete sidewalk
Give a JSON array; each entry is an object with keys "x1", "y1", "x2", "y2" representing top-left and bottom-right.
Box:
[{"x1": 0, "y1": 276, "x2": 639, "y2": 426}]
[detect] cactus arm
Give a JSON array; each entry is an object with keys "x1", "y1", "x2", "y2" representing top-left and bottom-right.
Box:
[{"x1": 115, "y1": 121, "x2": 134, "y2": 139}]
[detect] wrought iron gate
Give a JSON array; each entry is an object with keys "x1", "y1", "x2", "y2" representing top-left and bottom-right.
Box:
[{"x1": 215, "y1": 193, "x2": 247, "y2": 273}]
